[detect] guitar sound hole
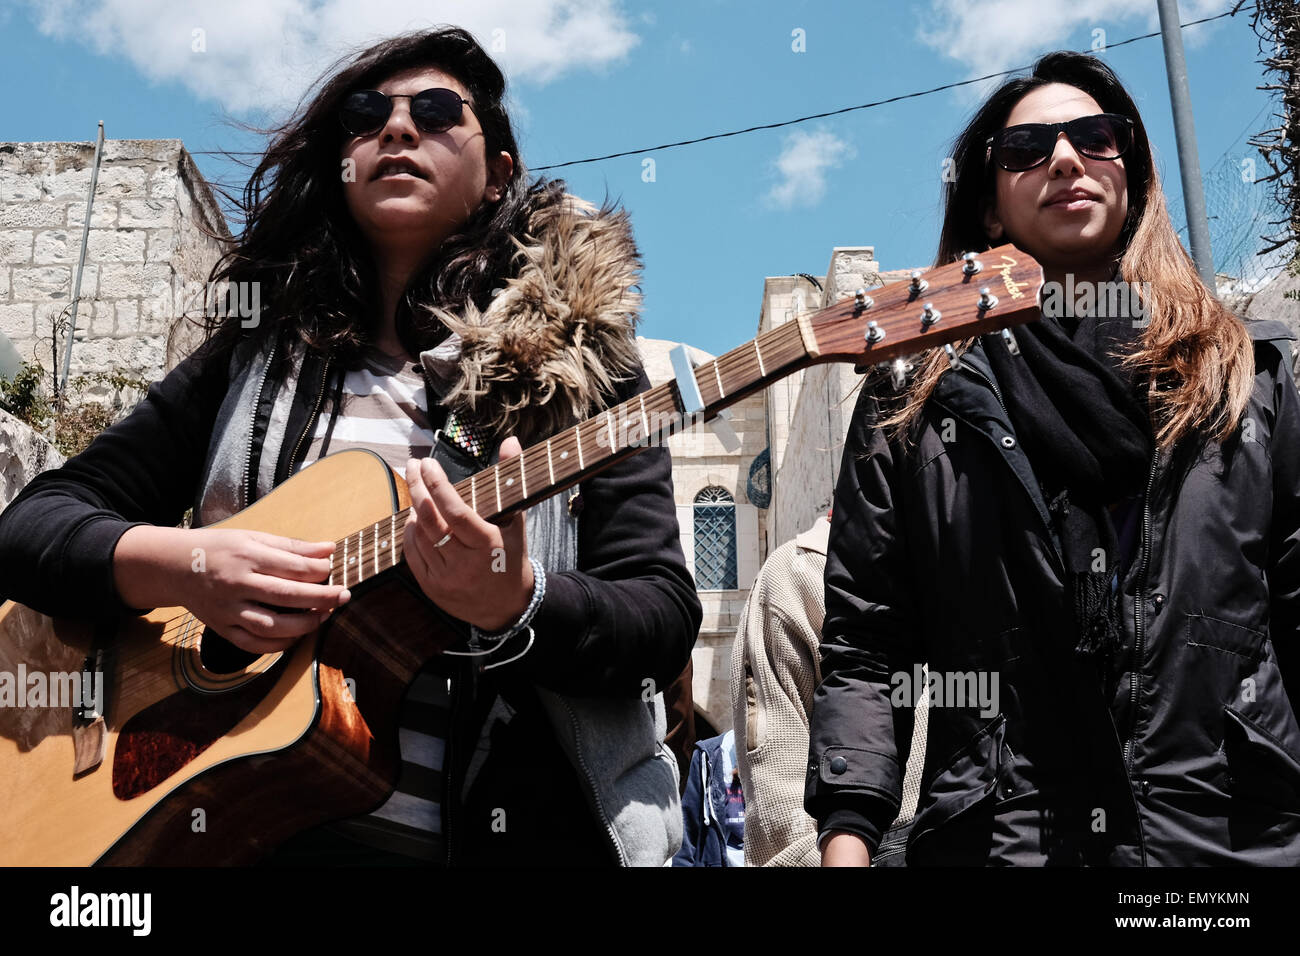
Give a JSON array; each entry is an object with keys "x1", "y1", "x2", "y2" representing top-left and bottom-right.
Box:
[{"x1": 198, "y1": 627, "x2": 260, "y2": 674}]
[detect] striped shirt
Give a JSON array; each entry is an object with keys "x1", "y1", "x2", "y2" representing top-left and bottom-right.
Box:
[{"x1": 296, "y1": 344, "x2": 449, "y2": 863}]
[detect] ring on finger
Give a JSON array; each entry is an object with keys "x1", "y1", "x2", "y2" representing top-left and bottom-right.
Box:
[{"x1": 434, "y1": 532, "x2": 453, "y2": 549}]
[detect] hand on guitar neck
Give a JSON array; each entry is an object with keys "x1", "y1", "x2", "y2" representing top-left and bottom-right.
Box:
[
  {"x1": 112, "y1": 525, "x2": 350, "y2": 655},
  {"x1": 400, "y1": 435, "x2": 534, "y2": 635}
]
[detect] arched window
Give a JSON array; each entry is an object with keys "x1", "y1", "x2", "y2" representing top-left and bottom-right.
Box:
[{"x1": 694, "y1": 486, "x2": 737, "y2": 590}]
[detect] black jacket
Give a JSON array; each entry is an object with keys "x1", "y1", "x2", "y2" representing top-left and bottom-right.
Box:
[
  {"x1": 805, "y1": 319, "x2": 1300, "y2": 866},
  {"x1": 0, "y1": 334, "x2": 702, "y2": 865}
]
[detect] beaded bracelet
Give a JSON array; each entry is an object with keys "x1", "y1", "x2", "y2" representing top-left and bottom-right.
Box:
[{"x1": 469, "y1": 557, "x2": 546, "y2": 647}]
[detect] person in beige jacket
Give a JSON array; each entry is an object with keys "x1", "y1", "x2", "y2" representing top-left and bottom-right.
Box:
[{"x1": 731, "y1": 513, "x2": 928, "y2": 866}]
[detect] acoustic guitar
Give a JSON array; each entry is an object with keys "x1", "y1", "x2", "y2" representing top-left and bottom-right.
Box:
[{"x1": 0, "y1": 246, "x2": 1043, "y2": 864}]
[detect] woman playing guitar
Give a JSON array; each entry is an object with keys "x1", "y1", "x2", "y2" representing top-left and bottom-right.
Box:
[{"x1": 0, "y1": 27, "x2": 701, "y2": 867}]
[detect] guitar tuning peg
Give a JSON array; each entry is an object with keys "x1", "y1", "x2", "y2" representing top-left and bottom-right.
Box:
[
  {"x1": 854, "y1": 288, "x2": 874, "y2": 311},
  {"x1": 977, "y1": 286, "x2": 999, "y2": 311},
  {"x1": 920, "y1": 302, "x2": 941, "y2": 328},
  {"x1": 944, "y1": 343, "x2": 961, "y2": 370},
  {"x1": 908, "y1": 270, "x2": 929, "y2": 295},
  {"x1": 864, "y1": 320, "x2": 885, "y2": 344},
  {"x1": 1001, "y1": 327, "x2": 1021, "y2": 356},
  {"x1": 962, "y1": 252, "x2": 982, "y2": 276}
]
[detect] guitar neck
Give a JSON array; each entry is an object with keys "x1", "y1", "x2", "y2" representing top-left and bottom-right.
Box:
[
  {"x1": 325, "y1": 320, "x2": 816, "y2": 590},
  {"x1": 326, "y1": 243, "x2": 1043, "y2": 590}
]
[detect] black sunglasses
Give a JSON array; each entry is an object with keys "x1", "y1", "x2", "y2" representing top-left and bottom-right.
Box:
[
  {"x1": 339, "y1": 87, "x2": 472, "y2": 137},
  {"x1": 986, "y1": 113, "x2": 1134, "y2": 172}
]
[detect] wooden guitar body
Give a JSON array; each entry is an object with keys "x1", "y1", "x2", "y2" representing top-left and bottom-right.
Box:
[{"x1": 0, "y1": 448, "x2": 455, "y2": 865}]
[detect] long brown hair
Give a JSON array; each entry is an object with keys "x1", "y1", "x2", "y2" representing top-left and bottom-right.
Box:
[{"x1": 884, "y1": 51, "x2": 1251, "y2": 450}]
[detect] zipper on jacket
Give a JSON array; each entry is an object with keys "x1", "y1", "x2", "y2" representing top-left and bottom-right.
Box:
[
  {"x1": 1121, "y1": 450, "x2": 1160, "y2": 773},
  {"x1": 241, "y1": 338, "x2": 279, "y2": 510},
  {"x1": 561, "y1": 695, "x2": 628, "y2": 865},
  {"x1": 958, "y1": 358, "x2": 1010, "y2": 420},
  {"x1": 285, "y1": 355, "x2": 332, "y2": 479}
]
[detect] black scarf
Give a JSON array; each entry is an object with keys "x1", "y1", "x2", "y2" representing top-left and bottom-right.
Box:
[{"x1": 983, "y1": 306, "x2": 1153, "y2": 660}]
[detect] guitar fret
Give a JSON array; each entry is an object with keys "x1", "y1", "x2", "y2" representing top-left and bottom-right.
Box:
[
  {"x1": 493, "y1": 464, "x2": 501, "y2": 513},
  {"x1": 753, "y1": 339, "x2": 766, "y2": 377},
  {"x1": 606, "y1": 410, "x2": 617, "y2": 452},
  {"x1": 575, "y1": 422, "x2": 585, "y2": 470},
  {"x1": 343, "y1": 535, "x2": 348, "y2": 588},
  {"x1": 713, "y1": 361, "x2": 725, "y2": 399},
  {"x1": 638, "y1": 394, "x2": 650, "y2": 442},
  {"x1": 518, "y1": 449, "x2": 527, "y2": 499},
  {"x1": 471, "y1": 473, "x2": 478, "y2": 514},
  {"x1": 546, "y1": 440, "x2": 555, "y2": 485},
  {"x1": 390, "y1": 512, "x2": 396, "y2": 566},
  {"x1": 372, "y1": 522, "x2": 379, "y2": 577},
  {"x1": 355, "y1": 527, "x2": 362, "y2": 585}
]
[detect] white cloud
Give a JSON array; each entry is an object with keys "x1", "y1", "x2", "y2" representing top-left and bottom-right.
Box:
[
  {"x1": 766, "y1": 128, "x2": 856, "y2": 209},
  {"x1": 917, "y1": 0, "x2": 1230, "y2": 76},
  {"x1": 21, "y1": 0, "x2": 640, "y2": 114}
]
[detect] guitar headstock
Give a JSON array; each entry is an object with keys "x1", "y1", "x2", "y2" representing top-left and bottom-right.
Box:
[{"x1": 804, "y1": 244, "x2": 1043, "y2": 366}]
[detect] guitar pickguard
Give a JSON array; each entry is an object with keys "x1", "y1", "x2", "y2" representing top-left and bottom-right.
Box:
[{"x1": 112, "y1": 652, "x2": 288, "y2": 799}]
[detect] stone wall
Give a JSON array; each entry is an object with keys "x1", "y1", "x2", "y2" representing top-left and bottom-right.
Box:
[
  {"x1": 772, "y1": 361, "x2": 862, "y2": 545},
  {"x1": 766, "y1": 255, "x2": 923, "y2": 546},
  {"x1": 638, "y1": 336, "x2": 767, "y2": 732},
  {"x1": 0, "y1": 409, "x2": 64, "y2": 511},
  {"x1": 0, "y1": 139, "x2": 229, "y2": 402},
  {"x1": 763, "y1": 248, "x2": 873, "y2": 546}
]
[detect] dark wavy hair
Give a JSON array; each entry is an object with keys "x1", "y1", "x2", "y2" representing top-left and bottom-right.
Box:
[
  {"x1": 201, "y1": 26, "x2": 566, "y2": 367},
  {"x1": 883, "y1": 51, "x2": 1252, "y2": 450}
]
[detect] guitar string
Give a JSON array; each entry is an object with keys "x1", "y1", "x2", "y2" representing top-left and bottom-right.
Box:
[
  {"x1": 127, "y1": 286, "x2": 1022, "y2": 673},
  {"x1": 139, "y1": 327, "x2": 806, "y2": 653},
  {"x1": 103, "y1": 323, "x2": 852, "y2": 653},
  {"x1": 103, "y1": 322, "x2": 824, "y2": 669},
  {"x1": 89, "y1": 327, "x2": 887, "y2": 675}
]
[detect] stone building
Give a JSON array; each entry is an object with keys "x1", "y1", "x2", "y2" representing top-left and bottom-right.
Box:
[
  {"x1": 0, "y1": 138, "x2": 230, "y2": 393},
  {"x1": 641, "y1": 248, "x2": 919, "y2": 734}
]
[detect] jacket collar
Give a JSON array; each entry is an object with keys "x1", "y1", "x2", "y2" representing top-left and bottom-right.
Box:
[
  {"x1": 931, "y1": 337, "x2": 1007, "y2": 433},
  {"x1": 422, "y1": 193, "x2": 645, "y2": 446},
  {"x1": 794, "y1": 515, "x2": 831, "y2": 555}
]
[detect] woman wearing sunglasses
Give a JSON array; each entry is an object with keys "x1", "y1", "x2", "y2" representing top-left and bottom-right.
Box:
[
  {"x1": 0, "y1": 28, "x2": 700, "y2": 866},
  {"x1": 808, "y1": 51, "x2": 1300, "y2": 866}
]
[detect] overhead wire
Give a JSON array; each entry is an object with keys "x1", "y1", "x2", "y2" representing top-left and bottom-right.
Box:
[{"x1": 190, "y1": 3, "x2": 1255, "y2": 169}]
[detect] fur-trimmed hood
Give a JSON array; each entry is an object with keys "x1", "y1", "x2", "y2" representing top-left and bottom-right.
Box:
[{"x1": 424, "y1": 193, "x2": 645, "y2": 446}]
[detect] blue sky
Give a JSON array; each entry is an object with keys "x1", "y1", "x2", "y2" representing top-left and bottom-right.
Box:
[{"x1": 0, "y1": 0, "x2": 1280, "y2": 356}]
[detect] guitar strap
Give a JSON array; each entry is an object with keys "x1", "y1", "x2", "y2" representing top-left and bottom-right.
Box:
[
  {"x1": 383, "y1": 406, "x2": 495, "y2": 642},
  {"x1": 429, "y1": 408, "x2": 495, "y2": 484}
]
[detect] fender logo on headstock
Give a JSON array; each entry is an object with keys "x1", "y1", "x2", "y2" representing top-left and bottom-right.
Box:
[{"x1": 998, "y1": 255, "x2": 1032, "y2": 300}]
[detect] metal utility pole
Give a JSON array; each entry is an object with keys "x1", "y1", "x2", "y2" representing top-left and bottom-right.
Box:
[
  {"x1": 1156, "y1": 0, "x2": 1216, "y2": 289},
  {"x1": 61, "y1": 120, "x2": 104, "y2": 399}
]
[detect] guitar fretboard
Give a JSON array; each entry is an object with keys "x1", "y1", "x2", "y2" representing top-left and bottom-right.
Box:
[{"x1": 326, "y1": 319, "x2": 812, "y2": 590}]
